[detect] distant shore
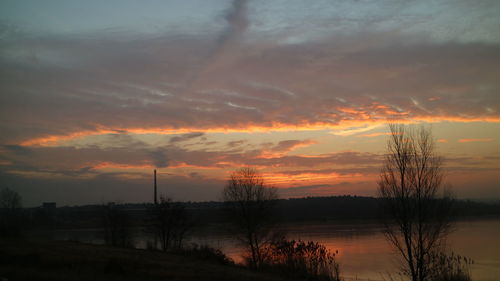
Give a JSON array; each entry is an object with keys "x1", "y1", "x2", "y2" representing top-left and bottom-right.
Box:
[{"x1": 23, "y1": 196, "x2": 500, "y2": 230}]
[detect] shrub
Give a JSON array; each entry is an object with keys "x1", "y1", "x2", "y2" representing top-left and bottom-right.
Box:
[
  {"x1": 428, "y1": 251, "x2": 473, "y2": 281},
  {"x1": 174, "y1": 243, "x2": 235, "y2": 265},
  {"x1": 262, "y1": 238, "x2": 341, "y2": 281}
]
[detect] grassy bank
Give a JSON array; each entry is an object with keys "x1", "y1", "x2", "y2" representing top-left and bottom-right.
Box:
[{"x1": 0, "y1": 239, "x2": 283, "y2": 281}]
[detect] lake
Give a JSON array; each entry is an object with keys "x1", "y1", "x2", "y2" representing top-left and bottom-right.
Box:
[
  {"x1": 190, "y1": 219, "x2": 500, "y2": 281},
  {"x1": 49, "y1": 218, "x2": 500, "y2": 281}
]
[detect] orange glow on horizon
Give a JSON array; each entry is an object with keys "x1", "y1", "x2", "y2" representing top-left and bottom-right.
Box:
[
  {"x1": 261, "y1": 172, "x2": 373, "y2": 187},
  {"x1": 85, "y1": 161, "x2": 377, "y2": 190}
]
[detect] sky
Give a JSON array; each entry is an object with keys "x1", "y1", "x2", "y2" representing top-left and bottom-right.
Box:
[{"x1": 1, "y1": 0, "x2": 499, "y2": 206}]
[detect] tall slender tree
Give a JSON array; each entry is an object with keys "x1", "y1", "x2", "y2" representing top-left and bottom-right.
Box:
[
  {"x1": 222, "y1": 167, "x2": 278, "y2": 268},
  {"x1": 378, "y1": 124, "x2": 454, "y2": 281}
]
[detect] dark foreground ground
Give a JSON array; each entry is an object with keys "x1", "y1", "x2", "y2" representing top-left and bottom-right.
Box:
[{"x1": 0, "y1": 239, "x2": 283, "y2": 281}]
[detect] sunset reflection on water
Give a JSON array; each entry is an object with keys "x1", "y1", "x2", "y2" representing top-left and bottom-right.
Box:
[{"x1": 196, "y1": 219, "x2": 500, "y2": 281}]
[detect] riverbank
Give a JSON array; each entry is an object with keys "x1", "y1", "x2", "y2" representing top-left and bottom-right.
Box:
[{"x1": 0, "y1": 239, "x2": 283, "y2": 281}]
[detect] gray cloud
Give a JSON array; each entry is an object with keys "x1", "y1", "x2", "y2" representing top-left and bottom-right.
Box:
[
  {"x1": 227, "y1": 139, "x2": 247, "y2": 147},
  {"x1": 169, "y1": 132, "x2": 205, "y2": 143},
  {"x1": 0, "y1": 139, "x2": 382, "y2": 176},
  {"x1": 150, "y1": 148, "x2": 169, "y2": 168},
  {"x1": 1, "y1": 144, "x2": 32, "y2": 155},
  {"x1": 218, "y1": 0, "x2": 248, "y2": 49},
  {"x1": 269, "y1": 139, "x2": 315, "y2": 153},
  {"x1": 1, "y1": 32, "x2": 499, "y2": 145}
]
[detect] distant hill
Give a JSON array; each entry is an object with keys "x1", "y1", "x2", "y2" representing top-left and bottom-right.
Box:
[
  {"x1": 185, "y1": 195, "x2": 500, "y2": 223},
  {"x1": 26, "y1": 196, "x2": 500, "y2": 229}
]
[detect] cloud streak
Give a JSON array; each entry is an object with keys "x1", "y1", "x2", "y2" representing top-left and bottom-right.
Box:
[{"x1": 457, "y1": 138, "x2": 494, "y2": 143}]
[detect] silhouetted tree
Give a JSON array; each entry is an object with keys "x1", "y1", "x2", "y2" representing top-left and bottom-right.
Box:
[
  {"x1": 222, "y1": 167, "x2": 278, "y2": 268},
  {"x1": 0, "y1": 187, "x2": 23, "y2": 237},
  {"x1": 101, "y1": 203, "x2": 134, "y2": 248},
  {"x1": 378, "y1": 124, "x2": 454, "y2": 281},
  {"x1": 147, "y1": 196, "x2": 192, "y2": 251},
  {"x1": 0, "y1": 187, "x2": 21, "y2": 210}
]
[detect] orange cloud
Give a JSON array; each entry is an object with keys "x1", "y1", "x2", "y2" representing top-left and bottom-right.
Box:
[
  {"x1": 167, "y1": 163, "x2": 220, "y2": 170},
  {"x1": 18, "y1": 120, "x2": 389, "y2": 146},
  {"x1": 91, "y1": 162, "x2": 154, "y2": 170},
  {"x1": 17, "y1": 114, "x2": 500, "y2": 147},
  {"x1": 336, "y1": 103, "x2": 410, "y2": 120},
  {"x1": 359, "y1": 132, "x2": 392, "y2": 137},
  {"x1": 457, "y1": 138, "x2": 494, "y2": 143},
  {"x1": 437, "y1": 139, "x2": 448, "y2": 143},
  {"x1": 20, "y1": 128, "x2": 117, "y2": 147}
]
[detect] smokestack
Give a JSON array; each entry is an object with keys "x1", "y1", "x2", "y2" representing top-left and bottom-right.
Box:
[{"x1": 154, "y1": 169, "x2": 157, "y2": 205}]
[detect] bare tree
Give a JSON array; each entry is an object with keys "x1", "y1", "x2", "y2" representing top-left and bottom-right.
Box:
[
  {"x1": 101, "y1": 203, "x2": 134, "y2": 248},
  {"x1": 222, "y1": 167, "x2": 278, "y2": 268},
  {"x1": 147, "y1": 196, "x2": 192, "y2": 251},
  {"x1": 0, "y1": 187, "x2": 21, "y2": 210},
  {"x1": 378, "y1": 124, "x2": 454, "y2": 281},
  {"x1": 0, "y1": 187, "x2": 23, "y2": 237}
]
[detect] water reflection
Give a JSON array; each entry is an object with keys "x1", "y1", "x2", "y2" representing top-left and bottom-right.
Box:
[{"x1": 187, "y1": 219, "x2": 500, "y2": 281}]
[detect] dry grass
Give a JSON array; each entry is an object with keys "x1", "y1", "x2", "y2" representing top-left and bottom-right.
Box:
[{"x1": 0, "y1": 239, "x2": 284, "y2": 281}]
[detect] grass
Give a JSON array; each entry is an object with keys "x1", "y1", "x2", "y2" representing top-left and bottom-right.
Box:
[{"x1": 0, "y1": 239, "x2": 285, "y2": 281}]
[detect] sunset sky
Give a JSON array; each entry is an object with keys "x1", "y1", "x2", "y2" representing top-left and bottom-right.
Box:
[{"x1": 1, "y1": 0, "x2": 499, "y2": 206}]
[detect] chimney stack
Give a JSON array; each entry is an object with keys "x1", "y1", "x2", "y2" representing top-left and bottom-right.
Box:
[{"x1": 154, "y1": 169, "x2": 157, "y2": 205}]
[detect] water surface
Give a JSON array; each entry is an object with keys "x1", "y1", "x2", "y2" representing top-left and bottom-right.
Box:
[
  {"x1": 50, "y1": 218, "x2": 500, "y2": 281},
  {"x1": 193, "y1": 219, "x2": 500, "y2": 281}
]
